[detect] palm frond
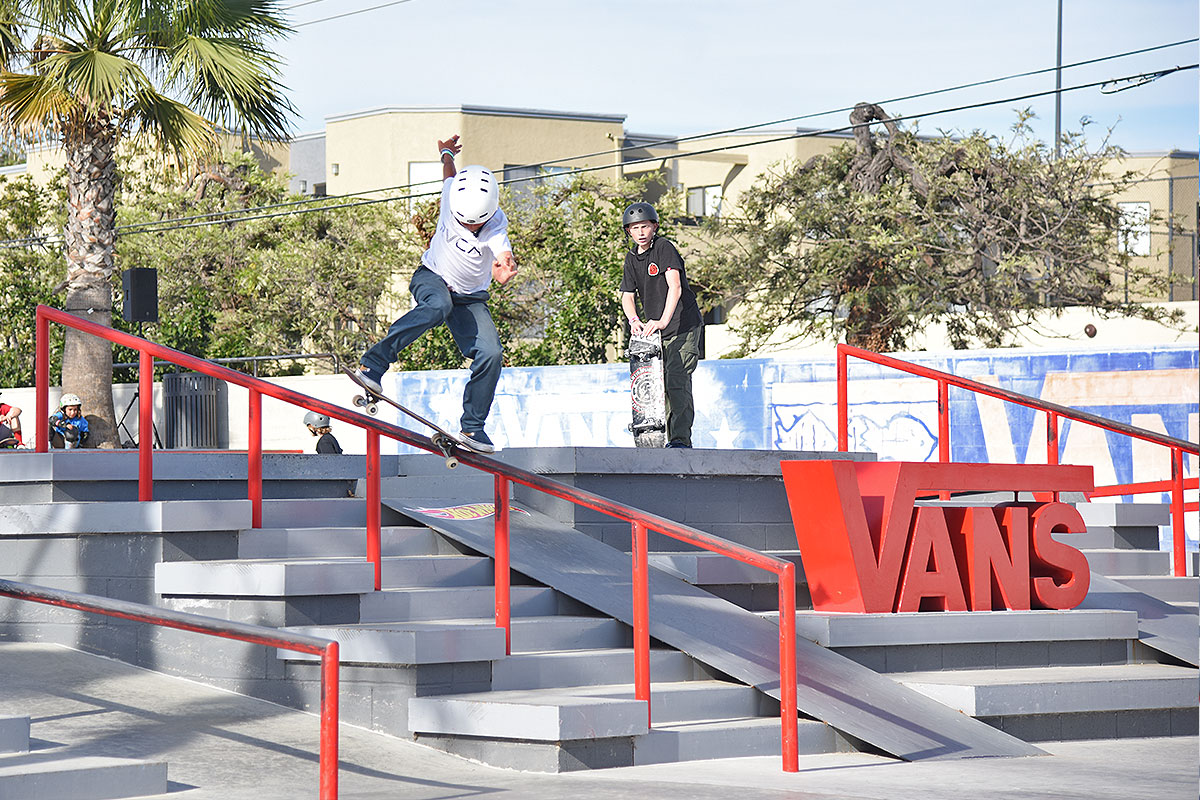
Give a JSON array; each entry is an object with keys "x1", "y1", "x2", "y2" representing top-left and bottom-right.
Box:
[
  {"x1": 0, "y1": 69, "x2": 77, "y2": 137},
  {"x1": 126, "y1": 86, "x2": 215, "y2": 159},
  {"x1": 169, "y1": 34, "x2": 293, "y2": 141},
  {"x1": 40, "y1": 47, "x2": 151, "y2": 107},
  {"x1": 0, "y1": 0, "x2": 23, "y2": 70}
]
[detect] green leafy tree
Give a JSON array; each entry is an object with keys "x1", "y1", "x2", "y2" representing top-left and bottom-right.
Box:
[
  {"x1": 112, "y1": 148, "x2": 411, "y2": 378},
  {"x1": 702, "y1": 104, "x2": 1184, "y2": 356},
  {"x1": 0, "y1": 172, "x2": 63, "y2": 386},
  {"x1": 0, "y1": 0, "x2": 295, "y2": 445}
]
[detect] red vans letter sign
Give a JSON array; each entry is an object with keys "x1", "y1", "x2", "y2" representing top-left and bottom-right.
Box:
[{"x1": 781, "y1": 461, "x2": 1095, "y2": 613}]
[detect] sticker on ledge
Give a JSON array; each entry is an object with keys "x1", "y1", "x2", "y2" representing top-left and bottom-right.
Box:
[{"x1": 404, "y1": 502, "x2": 531, "y2": 521}]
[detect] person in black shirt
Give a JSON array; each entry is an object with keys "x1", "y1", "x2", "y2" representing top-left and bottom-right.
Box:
[
  {"x1": 619, "y1": 202, "x2": 703, "y2": 448},
  {"x1": 304, "y1": 411, "x2": 342, "y2": 454}
]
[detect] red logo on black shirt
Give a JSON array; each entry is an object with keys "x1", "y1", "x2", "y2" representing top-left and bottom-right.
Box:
[{"x1": 647, "y1": 262, "x2": 659, "y2": 276}]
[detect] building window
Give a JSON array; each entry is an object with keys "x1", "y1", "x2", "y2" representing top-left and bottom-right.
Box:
[
  {"x1": 501, "y1": 164, "x2": 571, "y2": 206},
  {"x1": 1118, "y1": 201, "x2": 1151, "y2": 256},
  {"x1": 686, "y1": 185, "x2": 722, "y2": 219},
  {"x1": 299, "y1": 180, "x2": 307, "y2": 194},
  {"x1": 408, "y1": 161, "x2": 443, "y2": 206},
  {"x1": 330, "y1": 162, "x2": 339, "y2": 176}
]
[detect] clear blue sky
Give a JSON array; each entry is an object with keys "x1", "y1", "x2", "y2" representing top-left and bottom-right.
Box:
[{"x1": 276, "y1": 0, "x2": 1198, "y2": 154}]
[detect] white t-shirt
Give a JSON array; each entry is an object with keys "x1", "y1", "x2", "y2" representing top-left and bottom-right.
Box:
[{"x1": 422, "y1": 176, "x2": 513, "y2": 294}]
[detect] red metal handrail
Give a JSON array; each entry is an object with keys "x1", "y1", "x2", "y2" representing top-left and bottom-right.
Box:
[
  {"x1": 34, "y1": 305, "x2": 801, "y2": 772},
  {"x1": 836, "y1": 343, "x2": 1199, "y2": 576},
  {"x1": 0, "y1": 578, "x2": 339, "y2": 799}
]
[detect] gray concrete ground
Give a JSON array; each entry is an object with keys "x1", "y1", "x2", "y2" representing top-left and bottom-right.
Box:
[{"x1": 1, "y1": 642, "x2": 1195, "y2": 800}]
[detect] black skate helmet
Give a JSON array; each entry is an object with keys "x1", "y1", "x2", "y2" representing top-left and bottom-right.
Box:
[{"x1": 622, "y1": 202, "x2": 658, "y2": 227}]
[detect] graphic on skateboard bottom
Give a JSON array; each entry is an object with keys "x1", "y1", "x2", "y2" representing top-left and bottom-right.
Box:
[
  {"x1": 628, "y1": 332, "x2": 667, "y2": 448},
  {"x1": 342, "y1": 367, "x2": 462, "y2": 469}
]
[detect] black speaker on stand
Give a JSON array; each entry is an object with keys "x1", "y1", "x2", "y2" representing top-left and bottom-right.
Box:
[
  {"x1": 119, "y1": 267, "x2": 162, "y2": 448},
  {"x1": 122, "y1": 268, "x2": 158, "y2": 324}
]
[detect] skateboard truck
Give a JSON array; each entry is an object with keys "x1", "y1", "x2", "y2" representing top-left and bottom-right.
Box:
[{"x1": 344, "y1": 368, "x2": 461, "y2": 469}]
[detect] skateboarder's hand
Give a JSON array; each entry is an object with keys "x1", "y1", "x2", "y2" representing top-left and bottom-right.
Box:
[
  {"x1": 492, "y1": 251, "x2": 519, "y2": 284},
  {"x1": 437, "y1": 135, "x2": 461, "y2": 157}
]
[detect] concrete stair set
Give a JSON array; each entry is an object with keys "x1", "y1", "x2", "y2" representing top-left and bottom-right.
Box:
[{"x1": 0, "y1": 449, "x2": 1196, "y2": 784}]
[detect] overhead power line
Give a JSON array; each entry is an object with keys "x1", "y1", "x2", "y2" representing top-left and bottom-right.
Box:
[
  {"x1": 294, "y1": 0, "x2": 414, "y2": 28},
  {"x1": 108, "y1": 38, "x2": 1199, "y2": 237},
  {"x1": 0, "y1": 61, "x2": 1194, "y2": 247},
  {"x1": 106, "y1": 64, "x2": 1200, "y2": 240}
]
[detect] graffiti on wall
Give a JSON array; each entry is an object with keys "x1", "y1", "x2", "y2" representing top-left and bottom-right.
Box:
[{"x1": 388, "y1": 346, "x2": 1197, "y2": 541}]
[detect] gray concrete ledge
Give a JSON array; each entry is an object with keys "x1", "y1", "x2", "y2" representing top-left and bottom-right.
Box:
[
  {"x1": 0, "y1": 499, "x2": 250, "y2": 535},
  {"x1": 490, "y1": 447, "x2": 873, "y2": 477},
  {"x1": 778, "y1": 610, "x2": 1141, "y2": 648}
]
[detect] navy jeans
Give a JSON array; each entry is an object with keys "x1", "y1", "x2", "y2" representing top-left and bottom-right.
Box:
[{"x1": 361, "y1": 266, "x2": 502, "y2": 433}]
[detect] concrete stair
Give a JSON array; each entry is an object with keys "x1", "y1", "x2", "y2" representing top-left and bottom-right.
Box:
[
  {"x1": 1072, "y1": 502, "x2": 1198, "y2": 613},
  {"x1": 772, "y1": 609, "x2": 1198, "y2": 742},
  {"x1": 0, "y1": 752, "x2": 168, "y2": 800}
]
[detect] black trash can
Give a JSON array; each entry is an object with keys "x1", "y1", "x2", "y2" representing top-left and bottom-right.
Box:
[{"x1": 163, "y1": 372, "x2": 223, "y2": 449}]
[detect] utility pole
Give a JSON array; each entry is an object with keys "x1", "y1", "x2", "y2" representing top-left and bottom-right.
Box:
[{"x1": 1054, "y1": 0, "x2": 1063, "y2": 159}]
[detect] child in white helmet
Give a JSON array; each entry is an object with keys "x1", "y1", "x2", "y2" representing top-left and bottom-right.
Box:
[
  {"x1": 48, "y1": 393, "x2": 89, "y2": 449},
  {"x1": 304, "y1": 411, "x2": 342, "y2": 454},
  {"x1": 354, "y1": 134, "x2": 518, "y2": 454}
]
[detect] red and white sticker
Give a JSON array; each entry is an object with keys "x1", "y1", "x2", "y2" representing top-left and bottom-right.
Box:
[{"x1": 647, "y1": 262, "x2": 659, "y2": 276}]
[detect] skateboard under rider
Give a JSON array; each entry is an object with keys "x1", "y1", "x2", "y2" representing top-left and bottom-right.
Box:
[
  {"x1": 342, "y1": 367, "x2": 462, "y2": 469},
  {"x1": 627, "y1": 331, "x2": 667, "y2": 448}
]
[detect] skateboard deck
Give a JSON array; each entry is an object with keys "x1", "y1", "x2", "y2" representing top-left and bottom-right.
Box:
[
  {"x1": 628, "y1": 332, "x2": 667, "y2": 448},
  {"x1": 342, "y1": 367, "x2": 462, "y2": 469}
]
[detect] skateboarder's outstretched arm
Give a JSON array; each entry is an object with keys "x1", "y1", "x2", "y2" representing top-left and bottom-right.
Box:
[{"x1": 438, "y1": 134, "x2": 462, "y2": 179}]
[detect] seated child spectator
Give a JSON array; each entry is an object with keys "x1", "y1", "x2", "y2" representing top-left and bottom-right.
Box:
[
  {"x1": 48, "y1": 393, "x2": 89, "y2": 449},
  {"x1": 0, "y1": 392, "x2": 22, "y2": 447}
]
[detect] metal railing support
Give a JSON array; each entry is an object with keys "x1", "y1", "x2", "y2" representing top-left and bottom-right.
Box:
[
  {"x1": 366, "y1": 431, "x2": 382, "y2": 591},
  {"x1": 138, "y1": 350, "x2": 154, "y2": 501},
  {"x1": 777, "y1": 563, "x2": 798, "y2": 772},
  {"x1": 494, "y1": 474, "x2": 511, "y2": 654},
  {"x1": 631, "y1": 521, "x2": 651, "y2": 726},
  {"x1": 248, "y1": 389, "x2": 262, "y2": 528}
]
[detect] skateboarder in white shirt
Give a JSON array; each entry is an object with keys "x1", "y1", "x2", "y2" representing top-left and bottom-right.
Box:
[{"x1": 354, "y1": 135, "x2": 519, "y2": 454}]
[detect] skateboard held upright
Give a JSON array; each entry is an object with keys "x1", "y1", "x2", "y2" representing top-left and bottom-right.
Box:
[
  {"x1": 342, "y1": 367, "x2": 461, "y2": 469},
  {"x1": 628, "y1": 332, "x2": 667, "y2": 448}
]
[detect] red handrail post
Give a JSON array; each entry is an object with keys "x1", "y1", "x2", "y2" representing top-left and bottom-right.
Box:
[
  {"x1": 365, "y1": 431, "x2": 381, "y2": 591},
  {"x1": 777, "y1": 563, "x2": 798, "y2": 773},
  {"x1": 1046, "y1": 411, "x2": 1060, "y2": 466},
  {"x1": 937, "y1": 379, "x2": 950, "y2": 463},
  {"x1": 35, "y1": 309, "x2": 48, "y2": 453},
  {"x1": 319, "y1": 641, "x2": 340, "y2": 800},
  {"x1": 494, "y1": 474, "x2": 511, "y2": 654},
  {"x1": 248, "y1": 389, "x2": 263, "y2": 528},
  {"x1": 631, "y1": 521, "x2": 651, "y2": 727},
  {"x1": 138, "y1": 351, "x2": 153, "y2": 501},
  {"x1": 836, "y1": 345, "x2": 848, "y2": 452},
  {"x1": 1171, "y1": 447, "x2": 1186, "y2": 577}
]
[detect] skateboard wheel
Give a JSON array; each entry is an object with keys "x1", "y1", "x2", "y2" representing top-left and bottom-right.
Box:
[
  {"x1": 445, "y1": 457, "x2": 459, "y2": 470},
  {"x1": 352, "y1": 395, "x2": 366, "y2": 408},
  {"x1": 366, "y1": 403, "x2": 378, "y2": 415}
]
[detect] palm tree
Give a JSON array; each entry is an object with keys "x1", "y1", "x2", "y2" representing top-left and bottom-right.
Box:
[{"x1": 0, "y1": 0, "x2": 294, "y2": 446}]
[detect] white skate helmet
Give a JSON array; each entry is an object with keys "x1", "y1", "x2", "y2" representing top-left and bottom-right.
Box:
[
  {"x1": 449, "y1": 166, "x2": 499, "y2": 226},
  {"x1": 59, "y1": 393, "x2": 82, "y2": 408}
]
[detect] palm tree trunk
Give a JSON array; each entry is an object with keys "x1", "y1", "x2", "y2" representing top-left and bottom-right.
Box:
[{"x1": 61, "y1": 119, "x2": 118, "y2": 448}]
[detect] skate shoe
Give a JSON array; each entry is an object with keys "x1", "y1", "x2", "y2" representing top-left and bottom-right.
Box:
[
  {"x1": 457, "y1": 429, "x2": 495, "y2": 454},
  {"x1": 352, "y1": 366, "x2": 383, "y2": 395}
]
